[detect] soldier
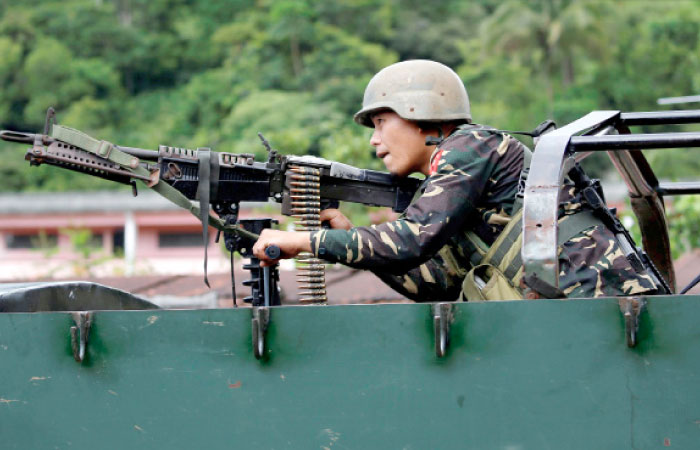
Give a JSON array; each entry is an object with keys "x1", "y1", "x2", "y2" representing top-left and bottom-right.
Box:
[{"x1": 253, "y1": 60, "x2": 659, "y2": 300}]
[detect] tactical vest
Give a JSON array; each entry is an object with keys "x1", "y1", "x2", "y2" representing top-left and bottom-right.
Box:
[
  {"x1": 434, "y1": 126, "x2": 666, "y2": 301},
  {"x1": 441, "y1": 145, "x2": 602, "y2": 301},
  {"x1": 458, "y1": 203, "x2": 604, "y2": 301}
]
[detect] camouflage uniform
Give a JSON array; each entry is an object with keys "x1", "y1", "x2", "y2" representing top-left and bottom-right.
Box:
[{"x1": 310, "y1": 126, "x2": 658, "y2": 301}]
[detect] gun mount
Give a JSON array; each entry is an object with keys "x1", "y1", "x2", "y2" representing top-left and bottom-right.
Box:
[{"x1": 523, "y1": 109, "x2": 700, "y2": 295}]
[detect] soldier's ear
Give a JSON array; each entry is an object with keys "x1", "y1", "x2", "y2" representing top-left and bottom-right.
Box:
[{"x1": 415, "y1": 121, "x2": 436, "y2": 135}]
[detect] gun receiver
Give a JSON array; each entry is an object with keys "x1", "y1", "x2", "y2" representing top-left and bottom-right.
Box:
[{"x1": 155, "y1": 147, "x2": 419, "y2": 214}]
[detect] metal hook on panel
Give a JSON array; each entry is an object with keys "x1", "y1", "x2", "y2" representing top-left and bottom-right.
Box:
[
  {"x1": 432, "y1": 303, "x2": 453, "y2": 358},
  {"x1": 252, "y1": 307, "x2": 270, "y2": 359},
  {"x1": 70, "y1": 311, "x2": 92, "y2": 363},
  {"x1": 619, "y1": 297, "x2": 646, "y2": 348}
]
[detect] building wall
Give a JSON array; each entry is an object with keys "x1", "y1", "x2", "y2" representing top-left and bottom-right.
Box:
[{"x1": 0, "y1": 208, "x2": 265, "y2": 281}]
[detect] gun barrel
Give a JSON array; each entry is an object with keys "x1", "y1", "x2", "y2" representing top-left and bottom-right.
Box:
[
  {"x1": 115, "y1": 145, "x2": 159, "y2": 161},
  {"x1": 0, "y1": 130, "x2": 38, "y2": 144}
]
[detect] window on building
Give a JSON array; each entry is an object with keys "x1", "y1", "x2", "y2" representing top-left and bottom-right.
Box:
[
  {"x1": 5, "y1": 233, "x2": 58, "y2": 249},
  {"x1": 113, "y1": 229, "x2": 125, "y2": 255},
  {"x1": 158, "y1": 232, "x2": 203, "y2": 248}
]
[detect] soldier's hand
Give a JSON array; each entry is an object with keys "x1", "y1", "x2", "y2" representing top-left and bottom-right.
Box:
[
  {"x1": 253, "y1": 230, "x2": 312, "y2": 267},
  {"x1": 320, "y1": 208, "x2": 353, "y2": 230}
]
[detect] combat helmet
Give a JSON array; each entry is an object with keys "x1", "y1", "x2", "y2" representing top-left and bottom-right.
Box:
[{"x1": 354, "y1": 60, "x2": 471, "y2": 128}]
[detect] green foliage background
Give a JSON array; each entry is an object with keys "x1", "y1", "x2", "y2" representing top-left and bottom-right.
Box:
[
  {"x1": 2, "y1": 0, "x2": 700, "y2": 190},
  {"x1": 0, "y1": 0, "x2": 699, "y2": 256}
]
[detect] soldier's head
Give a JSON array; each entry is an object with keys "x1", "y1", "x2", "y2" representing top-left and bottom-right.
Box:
[{"x1": 355, "y1": 60, "x2": 471, "y2": 177}]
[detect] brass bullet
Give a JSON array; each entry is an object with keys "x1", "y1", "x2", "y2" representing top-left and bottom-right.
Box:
[
  {"x1": 298, "y1": 285, "x2": 327, "y2": 291},
  {"x1": 299, "y1": 297, "x2": 327, "y2": 303},
  {"x1": 294, "y1": 221, "x2": 320, "y2": 227},
  {"x1": 290, "y1": 195, "x2": 319, "y2": 200},
  {"x1": 296, "y1": 279, "x2": 326, "y2": 284},
  {"x1": 291, "y1": 174, "x2": 320, "y2": 181},
  {"x1": 292, "y1": 213, "x2": 319, "y2": 220},
  {"x1": 297, "y1": 264, "x2": 327, "y2": 271},
  {"x1": 291, "y1": 201, "x2": 320, "y2": 207},
  {"x1": 291, "y1": 181, "x2": 320, "y2": 188},
  {"x1": 298, "y1": 290, "x2": 328, "y2": 296},
  {"x1": 291, "y1": 207, "x2": 321, "y2": 212},
  {"x1": 290, "y1": 166, "x2": 321, "y2": 175}
]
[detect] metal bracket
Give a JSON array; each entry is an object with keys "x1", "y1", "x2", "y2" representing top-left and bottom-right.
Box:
[
  {"x1": 619, "y1": 297, "x2": 646, "y2": 348},
  {"x1": 432, "y1": 303, "x2": 454, "y2": 358},
  {"x1": 522, "y1": 110, "x2": 621, "y2": 292},
  {"x1": 43, "y1": 107, "x2": 56, "y2": 135},
  {"x1": 70, "y1": 312, "x2": 92, "y2": 362},
  {"x1": 252, "y1": 307, "x2": 270, "y2": 359}
]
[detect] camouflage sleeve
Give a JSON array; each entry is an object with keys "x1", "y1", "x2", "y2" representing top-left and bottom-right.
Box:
[
  {"x1": 559, "y1": 224, "x2": 658, "y2": 297},
  {"x1": 309, "y1": 131, "x2": 509, "y2": 275},
  {"x1": 370, "y1": 251, "x2": 464, "y2": 302}
]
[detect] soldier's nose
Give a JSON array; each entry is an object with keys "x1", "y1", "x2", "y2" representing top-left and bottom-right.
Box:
[{"x1": 369, "y1": 130, "x2": 381, "y2": 147}]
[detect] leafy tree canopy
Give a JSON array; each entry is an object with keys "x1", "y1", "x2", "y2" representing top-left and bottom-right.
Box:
[{"x1": 1, "y1": 0, "x2": 699, "y2": 192}]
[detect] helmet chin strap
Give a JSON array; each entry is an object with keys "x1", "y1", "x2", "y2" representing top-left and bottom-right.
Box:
[{"x1": 425, "y1": 128, "x2": 444, "y2": 147}]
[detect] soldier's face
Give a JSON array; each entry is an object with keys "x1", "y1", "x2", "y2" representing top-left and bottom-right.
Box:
[{"x1": 370, "y1": 111, "x2": 432, "y2": 177}]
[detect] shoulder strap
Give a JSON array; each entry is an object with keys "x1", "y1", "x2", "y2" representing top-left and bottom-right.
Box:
[
  {"x1": 476, "y1": 208, "x2": 604, "y2": 293},
  {"x1": 482, "y1": 209, "x2": 524, "y2": 270},
  {"x1": 479, "y1": 209, "x2": 603, "y2": 294},
  {"x1": 512, "y1": 146, "x2": 532, "y2": 214},
  {"x1": 457, "y1": 119, "x2": 556, "y2": 139}
]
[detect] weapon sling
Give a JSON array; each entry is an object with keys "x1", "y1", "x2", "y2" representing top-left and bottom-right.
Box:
[{"x1": 50, "y1": 125, "x2": 259, "y2": 285}]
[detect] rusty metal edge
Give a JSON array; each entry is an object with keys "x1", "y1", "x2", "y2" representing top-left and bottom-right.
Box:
[{"x1": 522, "y1": 111, "x2": 620, "y2": 292}]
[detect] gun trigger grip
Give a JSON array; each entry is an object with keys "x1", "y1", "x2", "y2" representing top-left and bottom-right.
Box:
[{"x1": 320, "y1": 199, "x2": 339, "y2": 210}]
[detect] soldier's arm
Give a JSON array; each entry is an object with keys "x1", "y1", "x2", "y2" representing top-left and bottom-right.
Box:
[
  {"x1": 370, "y1": 250, "x2": 465, "y2": 302},
  {"x1": 317, "y1": 199, "x2": 466, "y2": 301},
  {"x1": 310, "y1": 132, "x2": 506, "y2": 274}
]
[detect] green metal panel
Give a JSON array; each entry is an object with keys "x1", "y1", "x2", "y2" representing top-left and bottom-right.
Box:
[{"x1": 1, "y1": 296, "x2": 699, "y2": 449}]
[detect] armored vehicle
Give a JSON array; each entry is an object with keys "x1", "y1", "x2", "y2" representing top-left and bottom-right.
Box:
[{"x1": 1, "y1": 108, "x2": 699, "y2": 449}]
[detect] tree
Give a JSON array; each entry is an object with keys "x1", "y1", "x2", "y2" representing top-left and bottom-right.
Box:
[
  {"x1": 478, "y1": 0, "x2": 611, "y2": 116},
  {"x1": 2, "y1": 0, "x2": 700, "y2": 199}
]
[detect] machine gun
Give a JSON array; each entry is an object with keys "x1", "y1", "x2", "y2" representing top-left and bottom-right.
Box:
[{"x1": 1, "y1": 108, "x2": 420, "y2": 307}]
